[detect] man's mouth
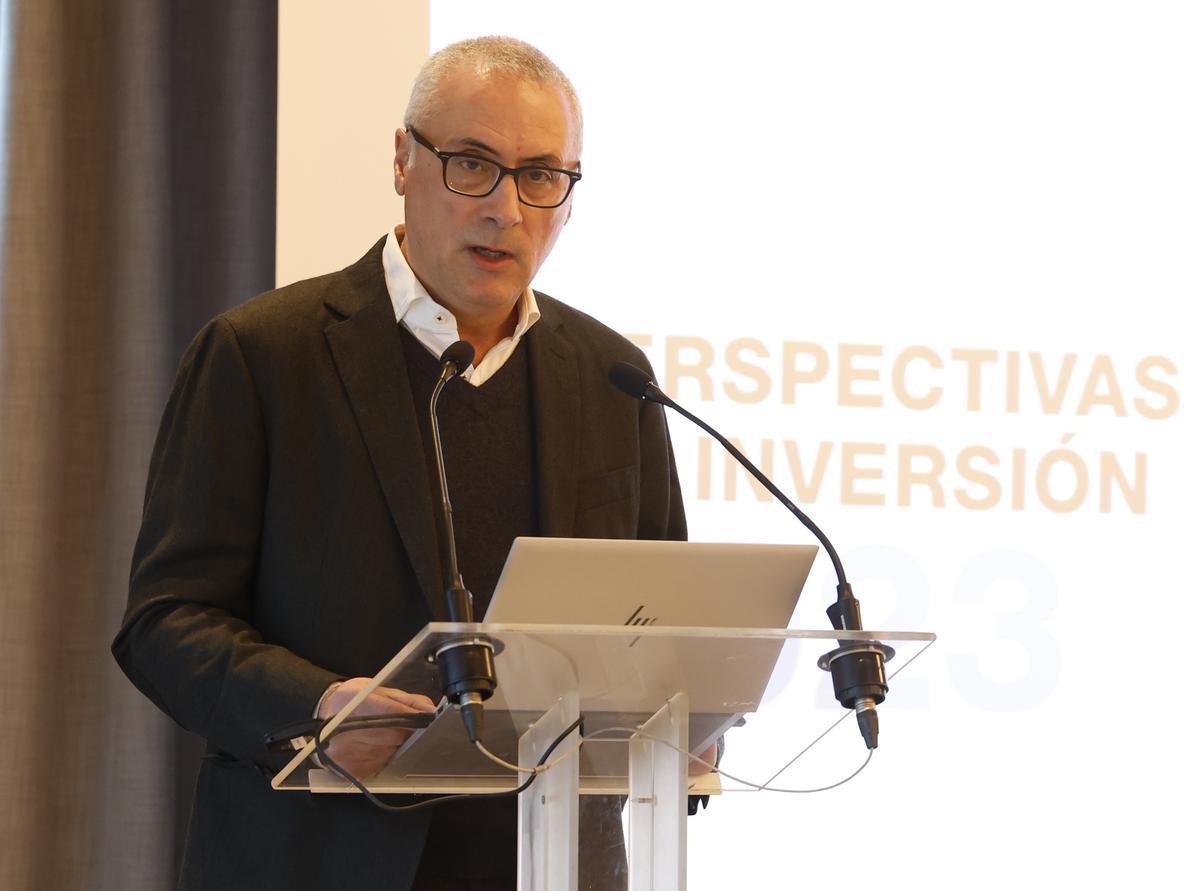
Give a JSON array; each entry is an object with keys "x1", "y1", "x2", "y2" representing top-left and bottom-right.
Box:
[{"x1": 470, "y1": 245, "x2": 511, "y2": 261}]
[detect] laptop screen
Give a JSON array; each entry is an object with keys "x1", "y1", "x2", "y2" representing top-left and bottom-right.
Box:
[{"x1": 484, "y1": 537, "x2": 819, "y2": 629}]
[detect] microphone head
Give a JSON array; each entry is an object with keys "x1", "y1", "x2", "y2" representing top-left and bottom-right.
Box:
[
  {"x1": 608, "y1": 361, "x2": 655, "y2": 400},
  {"x1": 439, "y1": 340, "x2": 476, "y2": 375}
]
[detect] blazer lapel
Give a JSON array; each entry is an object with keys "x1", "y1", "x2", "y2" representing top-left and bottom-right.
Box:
[
  {"x1": 322, "y1": 243, "x2": 446, "y2": 619},
  {"x1": 527, "y1": 303, "x2": 580, "y2": 537}
]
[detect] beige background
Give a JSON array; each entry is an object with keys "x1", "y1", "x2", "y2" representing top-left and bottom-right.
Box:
[{"x1": 276, "y1": 0, "x2": 429, "y2": 286}]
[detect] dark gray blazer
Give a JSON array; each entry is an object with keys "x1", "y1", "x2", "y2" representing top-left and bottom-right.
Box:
[{"x1": 112, "y1": 239, "x2": 686, "y2": 889}]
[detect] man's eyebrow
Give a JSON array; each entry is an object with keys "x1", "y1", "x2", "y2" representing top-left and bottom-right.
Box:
[
  {"x1": 451, "y1": 137, "x2": 567, "y2": 168},
  {"x1": 521, "y1": 152, "x2": 568, "y2": 167},
  {"x1": 454, "y1": 137, "x2": 502, "y2": 156}
]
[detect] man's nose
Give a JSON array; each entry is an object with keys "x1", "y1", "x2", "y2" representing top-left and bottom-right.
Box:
[{"x1": 481, "y1": 172, "x2": 524, "y2": 227}]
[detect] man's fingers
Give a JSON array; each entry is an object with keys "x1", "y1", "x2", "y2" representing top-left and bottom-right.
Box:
[
  {"x1": 314, "y1": 683, "x2": 438, "y2": 780},
  {"x1": 377, "y1": 686, "x2": 438, "y2": 712},
  {"x1": 328, "y1": 725, "x2": 415, "y2": 747},
  {"x1": 319, "y1": 677, "x2": 440, "y2": 724}
]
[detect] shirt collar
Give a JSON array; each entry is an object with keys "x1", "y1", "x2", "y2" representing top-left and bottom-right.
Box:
[{"x1": 381, "y1": 225, "x2": 540, "y2": 361}]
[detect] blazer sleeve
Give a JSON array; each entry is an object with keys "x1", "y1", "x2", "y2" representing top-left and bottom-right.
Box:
[{"x1": 112, "y1": 317, "x2": 340, "y2": 770}]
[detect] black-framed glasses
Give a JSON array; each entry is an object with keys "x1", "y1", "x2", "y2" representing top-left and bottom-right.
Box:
[{"x1": 407, "y1": 127, "x2": 582, "y2": 209}]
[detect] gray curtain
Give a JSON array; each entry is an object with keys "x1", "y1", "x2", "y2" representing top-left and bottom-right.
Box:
[{"x1": 0, "y1": 2, "x2": 277, "y2": 887}]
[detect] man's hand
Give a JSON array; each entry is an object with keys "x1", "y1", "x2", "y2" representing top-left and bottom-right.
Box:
[
  {"x1": 317, "y1": 677, "x2": 438, "y2": 780},
  {"x1": 688, "y1": 741, "x2": 719, "y2": 777}
]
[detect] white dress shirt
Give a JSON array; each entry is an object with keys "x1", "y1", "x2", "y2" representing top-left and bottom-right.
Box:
[{"x1": 381, "y1": 227, "x2": 540, "y2": 386}]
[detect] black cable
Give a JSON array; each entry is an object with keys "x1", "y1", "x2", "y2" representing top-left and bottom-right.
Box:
[
  {"x1": 311, "y1": 715, "x2": 584, "y2": 814},
  {"x1": 263, "y1": 713, "x2": 434, "y2": 753},
  {"x1": 607, "y1": 363, "x2": 849, "y2": 590}
]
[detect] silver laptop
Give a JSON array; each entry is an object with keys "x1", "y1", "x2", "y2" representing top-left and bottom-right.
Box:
[{"x1": 483, "y1": 537, "x2": 818, "y2": 629}]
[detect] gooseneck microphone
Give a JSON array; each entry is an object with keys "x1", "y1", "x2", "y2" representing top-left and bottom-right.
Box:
[
  {"x1": 430, "y1": 341, "x2": 496, "y2": 744},
  {"x1": 607, "y1": 361, "x2": 889, "y2": 749}
]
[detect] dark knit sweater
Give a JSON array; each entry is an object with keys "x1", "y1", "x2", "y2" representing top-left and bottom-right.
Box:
[{"x1": 398, "y1": 325, "x2": 541, "y2": 620}]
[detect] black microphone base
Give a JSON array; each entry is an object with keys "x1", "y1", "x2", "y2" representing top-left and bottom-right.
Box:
[
  {"x1": 818, "y1": 642, "x2": 892, "y2": 749},
  {"x1": 826, "y1": 646, "x2": 888, "y2": 710},
  {"x1": 435, "y1": 639, "x2": 497, "y2": 705}
]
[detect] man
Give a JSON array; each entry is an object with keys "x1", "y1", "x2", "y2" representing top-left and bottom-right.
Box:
[{"x1": 113, "y1": 36, "x2": 686, "y2": 889}]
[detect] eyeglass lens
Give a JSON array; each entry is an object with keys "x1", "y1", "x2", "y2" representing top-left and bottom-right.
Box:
[{"x1": 445, "y1": 156, "x2": 570, "y2": 207}]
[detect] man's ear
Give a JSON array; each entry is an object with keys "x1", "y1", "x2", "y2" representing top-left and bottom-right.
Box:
[{"x1": 393, "y1": 128, "x2": 409, "y2": 196}]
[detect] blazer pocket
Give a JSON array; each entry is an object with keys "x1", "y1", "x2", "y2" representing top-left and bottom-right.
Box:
[{"x1": 576, "y1": 465, "x2": 636, "y2": 513}]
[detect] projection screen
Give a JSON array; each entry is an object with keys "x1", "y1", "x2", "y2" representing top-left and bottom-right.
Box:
[{"x1": 278, "y1": 2, "x2": 1198, "y2": 886}]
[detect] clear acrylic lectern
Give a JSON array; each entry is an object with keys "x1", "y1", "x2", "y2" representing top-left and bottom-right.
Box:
[{"x1": 273, "y1": 623, "x2": 935, "y2": 890}]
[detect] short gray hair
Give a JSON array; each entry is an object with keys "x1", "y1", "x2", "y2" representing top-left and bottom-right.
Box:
[{"x1": 403, "y1": 36, "x2": 582, "y2": 160}]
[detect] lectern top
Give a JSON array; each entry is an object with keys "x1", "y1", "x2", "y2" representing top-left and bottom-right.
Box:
[{"x1": 272, "y1": 623, "x2": 934, "y2": 793}]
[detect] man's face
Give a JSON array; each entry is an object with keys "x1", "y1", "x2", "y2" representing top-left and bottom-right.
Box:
[{"x1": 394, "y1": 69, "x2": 580, "y2": 324}]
